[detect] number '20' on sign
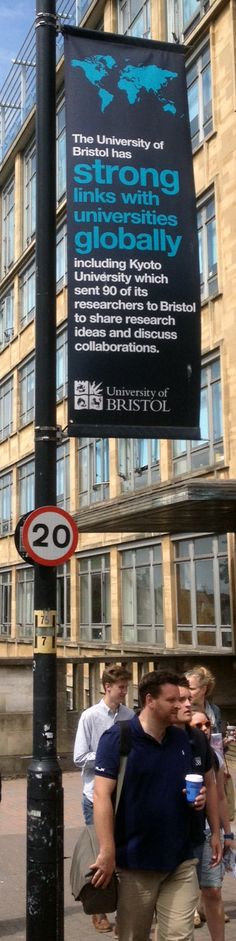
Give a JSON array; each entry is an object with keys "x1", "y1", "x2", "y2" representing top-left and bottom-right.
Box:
[{"x1": 22, "y1": 506, "x2": 78, "y2": 566}]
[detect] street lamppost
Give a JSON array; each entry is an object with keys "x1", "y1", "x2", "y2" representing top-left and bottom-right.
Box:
[{"x1": 26, "y1": 3, "x2": 64, "y2": 938}]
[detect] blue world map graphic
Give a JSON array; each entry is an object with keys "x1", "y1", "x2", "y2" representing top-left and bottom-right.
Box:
[{"x1": 71, "y1": 54, "x2": 178, "y2": 114}]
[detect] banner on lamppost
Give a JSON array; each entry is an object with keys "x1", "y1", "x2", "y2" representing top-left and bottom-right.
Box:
[{"x1": 64, "y1": 27, "x2": 201, "y2": 439}]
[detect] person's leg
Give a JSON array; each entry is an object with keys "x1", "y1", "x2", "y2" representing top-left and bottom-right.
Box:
[
  {"x1": 199, "y1": 831, "x2": 224, "y2": 941},
  {"x1": 82, "y1": 793, "x2": 94, "y2": 824},
  {"x1": 201, "y1": 887, "x2": 224, "y2": 941},
  {"x1": 156, "y1": 860, "x2": 198, "y2": 941},
  {"x1": 117, "y1": 869, "x2": 162, "y2": 941},
  {"x1": 81, "y1": 795, "x2": 112, "y2": 932}
]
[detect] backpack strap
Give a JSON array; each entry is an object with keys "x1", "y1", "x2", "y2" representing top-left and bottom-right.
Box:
[{"x1": 114, "y1": 720, "x2": 133, "y2": 814}]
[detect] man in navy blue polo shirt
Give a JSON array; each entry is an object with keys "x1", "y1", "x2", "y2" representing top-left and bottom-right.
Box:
[{"x1": 91, "y1": 670, "x2": 202, "y2": 941}]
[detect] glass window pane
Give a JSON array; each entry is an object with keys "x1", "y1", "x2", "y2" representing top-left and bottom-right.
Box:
[
  {"x1": 136, "y1": 547, "x2": 149, "y2": 565},
  {"x1": 194, "y1": 536, "x2": 213, "y2": 555},
  {"x1": 219, "y1": 560, "x2": 231, "y2": 625},
  {"x1": 175, "y1": 541, "x2": 190, "y2": 558},
  {"x1": 188, "y1": 81, "x2": 199, "y2": 136},
  {"x1": 104, "y1": 572, "x2": 110, "y2": 622},
  {"x1": 197, "y1": 630, "x2": 216, "y2": 646},
  {"x1": 176, "y1": 562, "x2": 191, "y2": 624},
  {"x1": 122, "y1": 569, "x2": 134, "y2": 624},
  {"x1": 178, "y1": 630, "x2": 192, "y2": 645},
  {"x1": 154, "y1": 566, "x2": 163, "y2": 624},
  {"x1": 91, "y1": 573, "x2": 102, "y2": 621},
  {"x1": 196, "y1": 560, "x2": 214, "y2": 624},
  {"x1": 137, "y1": 566, "x2": 151, "y2": 624},
  {"x1": 80, "y1": 573, "x2": 88, "y2": 621},
  {"x1": 212, "y1": 382, "x2": 222, "y2": 440}
]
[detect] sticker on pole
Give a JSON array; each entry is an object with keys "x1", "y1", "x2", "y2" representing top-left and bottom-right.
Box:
[{"x1": 22, "y1": 506, "x2": 78, "y2": 566}]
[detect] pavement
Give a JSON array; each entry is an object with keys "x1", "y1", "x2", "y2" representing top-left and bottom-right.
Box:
[{"x1": 0, "y1": 767, "x2": 236, "y2": 940}]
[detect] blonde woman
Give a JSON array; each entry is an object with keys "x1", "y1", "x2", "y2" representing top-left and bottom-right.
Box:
[
  {"x1": 190, "y1": 708, "x2": 233, "y2": 938},
  {"x1": 186, "y1": 666, "x2": 222, "y2": 732}
]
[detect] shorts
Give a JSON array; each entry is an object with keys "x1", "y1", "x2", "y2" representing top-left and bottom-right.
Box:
[{"x1": 199, "y1": 831, "x2": 224, "y2": 889}]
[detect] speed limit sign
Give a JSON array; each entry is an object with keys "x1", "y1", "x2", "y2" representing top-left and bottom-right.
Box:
[{"x1": 22, "y1": 506, "x2": 78, "y2": 566}]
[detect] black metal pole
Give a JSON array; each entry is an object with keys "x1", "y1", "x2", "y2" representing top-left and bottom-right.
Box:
[{"x1": 26, "y1": 3, "x2": 64, "y2": 939}]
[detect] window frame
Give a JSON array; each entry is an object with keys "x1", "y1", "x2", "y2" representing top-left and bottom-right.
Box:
[
  {"x1": 56, "y1": 219, "x2": 67, "y2": 291},
  {"x1": 18, "y1": 459, "x2": 35, "y2": 516},
  {"x1": 197, "y1": 190, "x2": 218, "y2": 301},
  {"x1": 174, "y1": 534, "x2": 232, "y2": 650},
  {"x1": 0, "y1": 374, "x2": 13, "y2": 441},
  {"x1": 187, "y1": 40, "x2": 213, "y2": 149},
  {"x1": 19, "y1": 260, "x2": 36, "y2": 328},
  {"x1": 78, "y1": 552, "x2": 111, "y2": 643},
  {"x1": 1, "y1": 176, "x2": 14, "y2": 274},
  {"x1": 24, "y1": 141, "x2": 36, "y2": 245},
  {"x1": 0, "y1": 471, "x2": 13, "y2": 535},
  {"x1": 0, "y1": 286, "x2": 14, "y2": 347},
  {"x1": 56, "y1": 327, "x2": 68, "y2": 402},
  {"x1": 172, "y1": 354, "x2": 223, "y2": 476},
  {"x1": 118, "y1": 438, "x2": 160, "y2": 491},
  {"x1": 56, "y1": 440, "x2": 70, "y2": 510},
  {"x1": 166, "y1": 0, "x2": 209, "y2": 42},
  {"x1": 57, "y1": 563, "x2": 71, "y2": 640},
  {"x1": 56, "y1": 97, "x2": 66, "y2": 203},
  {"x1": 118, "y1": 0, "x2": 151, "y2": 38},
  {"x1": 16, "y1": 567, "x2": 34, "y2": 640},
  {"x1": 78, "y1": 438, "x2": 109, "y2": 506},
  {"x1": 18, "y1": 357, "x2": 35, "y2": 428},
  {"x1": 0, "y1": 569, "x2": 12, "y2": 637},
  {"x1": 120, "y1": 542, "x2": 164, "y2": 646}
]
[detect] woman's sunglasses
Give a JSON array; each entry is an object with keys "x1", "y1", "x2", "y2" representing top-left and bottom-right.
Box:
[{"x1": 194, "y1": 721, "x2": 211, "y2": 729}]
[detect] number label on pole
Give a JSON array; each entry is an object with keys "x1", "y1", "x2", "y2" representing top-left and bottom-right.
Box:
[{"x1": 22, "y1": 506, "x2": 78, "y2": 566}]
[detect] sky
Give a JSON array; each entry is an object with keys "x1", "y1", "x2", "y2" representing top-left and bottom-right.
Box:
[{"x1": 0, "y1": 1, "x2": 35, "y2": 89}]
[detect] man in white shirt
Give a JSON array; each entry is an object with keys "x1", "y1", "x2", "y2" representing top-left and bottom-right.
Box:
[{"x1": 74, "y1": 663, "x2": 134, "y2": 933}]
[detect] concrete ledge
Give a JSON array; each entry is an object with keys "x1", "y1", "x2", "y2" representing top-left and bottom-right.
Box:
[{"x1": 0, "y1": 753, "x2": 77, "y2": 779}]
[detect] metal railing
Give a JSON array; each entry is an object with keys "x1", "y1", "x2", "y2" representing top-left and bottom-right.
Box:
[{"x1": 0, "y1": 0, "x2": 91, "y2": 164}]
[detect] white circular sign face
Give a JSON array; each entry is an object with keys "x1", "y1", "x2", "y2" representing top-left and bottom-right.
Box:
[{"x1": 22, "y1": 506, "x2": 78, "y2": 566}]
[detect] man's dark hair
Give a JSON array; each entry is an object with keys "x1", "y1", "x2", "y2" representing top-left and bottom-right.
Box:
[
  {"x1": 102, "y1": 663, "x2": 132, "y2": 689},
  {"x1": 178, "y1": 674, "x2": 190, "y2": 690},
  {"x1": 138, "y1": 670, "x2": 181, "y2": 708}
]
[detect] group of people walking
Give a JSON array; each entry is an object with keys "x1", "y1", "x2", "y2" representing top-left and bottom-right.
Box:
[{"x1": 73, "y1": 663, "x2": 234, "y2": 941}]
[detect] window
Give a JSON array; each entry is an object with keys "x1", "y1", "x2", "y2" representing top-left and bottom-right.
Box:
[
  {"x1": 174, "y1": 534, "x2": 232, "y2": 649},
  {"x1": 0, "y1": 287, "x2": 14, "y2": 346},
  {"x1": 121, "y1": 544, "x2": 164, "y2": 645},
  {"x1": 187, "y1": 42, "x2": 212, "y2": 149},
  {"x1": 57, "y1": 563, "x2": 71, "y2": 639},
  {"x1": 19, "y1": 261, "x2": 36, "y2": 327},
  {"x1": 16, "y1": 568, "x2": 34, "y2": 639},
  {"x1": 0, "y1": 375, "x2": 13, "y2": 440},
  {"x1": 56, "y1": 328, "x2": 68, "y2": 401},
  {"x1": 56, "y1": 221, "x2": 67, "y2": 289},
  {"x1": 78, "y1": 438, "x2": 109, "y2": 506},
  {"x1": 166, "y1": 0, "x2": 209, "y2": 42},
  {"x1": 76, "y1": 0, "x2": 102, "y2": 23},
  {"x1": 118, "y1": 439, "x2": 160, "y2": 492},
  {"x1": 173, "y1": 356, "x2": 223, "y2": 475},
  {"x1": 0, "y1": 472, "x2": 13, "y2": 535},
  {"x1": 24, "y1": 143, "x2": 36, "y2": 244},
  {"x1": 57, "y1": 441, "x2": 70, "y2": 509},
  {"x1": 19, "y1": 358, "x2": 35, "y2": 427},
  {"x1": 2, "y1": 177, "x2": 14, "y2": 274},
  {"x1": 18, "y1": 460, "x2": 35, "y2": 515},
  {"x1": 56, "y1": 99, "x2": 66, "y2": 202},
  {"x1": 197, "y1": 192, "x2": 217, "y2": 300},
  {"x1": 118, "y1": 0, "x2": 151, "y2": 37},
  {"x1": 0, "y1": 570, "x2": 12, "y2": 636},
  {"x1": 79, "y1": 554, "x2": 111, "y2": 643}
]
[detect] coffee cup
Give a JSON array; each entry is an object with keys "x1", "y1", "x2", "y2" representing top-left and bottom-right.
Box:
[{"x1": 185, "y1": 773, "x2": 203, "y2": 803}]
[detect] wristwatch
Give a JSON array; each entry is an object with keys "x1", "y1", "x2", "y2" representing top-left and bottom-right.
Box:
[{"x1": 224, "y1": 832, "x2": 234, "y2": 840}]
